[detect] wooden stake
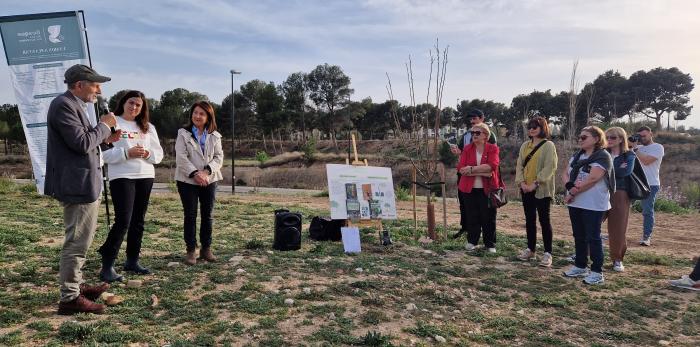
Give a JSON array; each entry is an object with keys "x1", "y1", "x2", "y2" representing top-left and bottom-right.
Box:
[
  {"x1": 441, "y1": 164, "x2": 447, "y2": 237},
  {"x1": 412, "y1": 166, "x2": 417, "y2": 236}
]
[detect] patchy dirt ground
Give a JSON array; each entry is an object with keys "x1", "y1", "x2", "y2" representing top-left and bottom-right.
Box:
[{"x1": 231, "y1": 192, "x2": 700, "y2": 260}]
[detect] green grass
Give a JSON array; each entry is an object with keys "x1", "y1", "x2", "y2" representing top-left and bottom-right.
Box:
[{"x1": 0, "y1": 180, "x2": 697, "y2": 346}]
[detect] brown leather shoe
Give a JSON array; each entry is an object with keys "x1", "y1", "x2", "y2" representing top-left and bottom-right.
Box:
[
  {"x1": 199, "y1": 247, "x2": 217, "y2": 262},
  {"x1": 58, "y1": 295, "x2": 105, "y2": 315},
  {"x1": 184, "y1": 250, "x2": 197, "y2": 265},
  {"x1": 79, "y1": 282, "x2": 110, "y2": 301}
]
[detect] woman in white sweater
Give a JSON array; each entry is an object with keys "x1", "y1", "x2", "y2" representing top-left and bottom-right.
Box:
[{"x1": 98, "y1": 90, "x2": 163, "y2": 282}]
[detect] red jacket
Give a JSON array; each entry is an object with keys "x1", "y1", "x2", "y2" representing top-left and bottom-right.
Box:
[{"x1": 457, "y1": 142, "x2": 500, "y2": 194}]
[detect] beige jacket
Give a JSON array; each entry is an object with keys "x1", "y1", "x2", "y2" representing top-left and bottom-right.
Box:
[{"x1": 175, "y1": 128, "x2": 224, "y2": 185}]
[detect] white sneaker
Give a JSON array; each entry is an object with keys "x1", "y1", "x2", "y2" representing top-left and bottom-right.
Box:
[
  {"x1": 487, "y1": 248, "x2": 497, "y2": 253},
  {"x1": 613, "y1": 261, "x2": 625, "y2": 272},
  {"x1": 639, "y1": 237, "x2": 651, "y2": 246},
  {"x1": 517, "y1": 248, "x2": 535, "y2": 261},
  {"x1": 565, "y1": 254, "x2": 576, "y2": 263},
  {"x1": 465, "y1": 243, "x2": 477, "y2": 251},
  {"x1": 669, "y1": 275, "x2": 700, "y2": 291},
  {"x1": 539, "y1": 252, "x2": 552, "y2": 267},
  {"x1": 563, "y1": 266, "x2": 589, "y2": 278},
  {"x1": 583, "y1": 271, "x2": 605, "y2": 285}
]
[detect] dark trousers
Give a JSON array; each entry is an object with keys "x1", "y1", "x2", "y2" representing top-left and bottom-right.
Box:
[
  {"x1": 177, "y1": 181, "x2": 217, "y2": 251},
  {"x1": 459, "y1": 189, "x2": 497, "y2": 248},
  {"x1": 522, "y1": 191, "x2": 553, "y2": 253},
  {"x1": 458, "y1": 187, "x2": 467, "y2": 231},
  {"x1": 691, "y1": 258, "x2": 700, "y2": 281},
  {"x1": 568, "y1": 207, "x2": 605, "y2": 273},
  {"x1": 99, "y1": 178, "x2": 154, "y2": 260}
]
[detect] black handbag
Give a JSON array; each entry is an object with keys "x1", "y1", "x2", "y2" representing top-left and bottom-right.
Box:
[
  {"x1": 627, "y1": 156, "x2": 650, "y2": 200},
  {"x1": 488, "y1": 166, "x2": 507, "y2": 209}
]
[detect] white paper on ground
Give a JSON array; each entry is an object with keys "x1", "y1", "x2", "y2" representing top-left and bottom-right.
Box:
[{"x1": 341, "y1": 227, "x2": 361, "y2": 253}]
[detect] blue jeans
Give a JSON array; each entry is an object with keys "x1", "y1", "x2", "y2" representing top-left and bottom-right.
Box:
[
  {"x1": 641, "y1": 185, "x2": 660, "y2": 238},
  {"x1": 568, "y1": 207, "x2": 605, "y2": 273}
]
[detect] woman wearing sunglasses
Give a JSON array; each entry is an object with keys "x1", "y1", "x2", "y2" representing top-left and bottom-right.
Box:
[
  {"x1": 561, "y1": 126, "x2": 614, "y2": 285},
  {"x1": 456, "y1": 123, "x2": 500, "y2": 253},
  {"x1": 605, "y1": 127, "x2": 635, "y2": 272},
  {"x1": 515, "y1": 117, "x2": 558, "y2": 267}
]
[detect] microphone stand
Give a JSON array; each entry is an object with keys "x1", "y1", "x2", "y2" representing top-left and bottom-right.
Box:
[{"x1": 95, "y1": 98, "x2": 112, "y2": 230}]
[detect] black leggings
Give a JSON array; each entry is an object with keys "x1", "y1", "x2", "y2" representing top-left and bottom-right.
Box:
[
  {"x1": 459, "y1": 189, "x2": 497, "y2": 248},
  {"x1": 99, "y1": 178, "x2": 154, "y2": 260},
  {"x1": 522, "y1": 191, "x2": 553, "y2": 253}
]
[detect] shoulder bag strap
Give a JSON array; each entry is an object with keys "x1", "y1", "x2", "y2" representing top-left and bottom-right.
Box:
[{"x1": 521, "y1": 140, "x2": 548, "y2": 168}]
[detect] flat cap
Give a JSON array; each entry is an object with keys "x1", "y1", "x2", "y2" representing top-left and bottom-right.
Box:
[{"x1": 64, "y1": 64, "x2": 111, "y2": 84}]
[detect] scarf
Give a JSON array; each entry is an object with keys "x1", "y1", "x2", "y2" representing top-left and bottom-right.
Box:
[{"x1": 567, "y1": 148, "x2": 615, "y2": 195}]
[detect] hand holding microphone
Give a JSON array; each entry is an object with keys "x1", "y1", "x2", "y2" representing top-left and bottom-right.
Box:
[{"x1": 97, "y1": 95, "x2": 117, "y2": 133}]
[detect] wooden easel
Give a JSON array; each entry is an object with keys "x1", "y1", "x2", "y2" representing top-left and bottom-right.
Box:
[{"x1": 345, "y1": 133, "x2": 384, "y2": 242}]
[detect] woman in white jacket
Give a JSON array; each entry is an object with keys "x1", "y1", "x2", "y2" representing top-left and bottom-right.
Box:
[
  {"x1": 98, "y1": 90, "x2": 163, "y2": 282},
  {"x1": 175, "y1": 101, "x2": 223, "y2": 265}
]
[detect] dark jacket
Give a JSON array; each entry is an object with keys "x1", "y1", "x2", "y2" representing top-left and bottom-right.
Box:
[
  {"x1": 45, "y1": 91, "x2": 111, "y2": 204},
  {"x1": 611, "y1": 150, "x2": 635, "y2": 191}
]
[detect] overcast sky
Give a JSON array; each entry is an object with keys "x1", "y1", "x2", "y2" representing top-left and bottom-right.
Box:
[{"x1": 2, "y1": 0, "x2": 699, "y2": 127}]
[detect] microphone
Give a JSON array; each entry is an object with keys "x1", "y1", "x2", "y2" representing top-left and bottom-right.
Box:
[{"x1": 96, "y1": 96, "x2": 116, "y2": 134}]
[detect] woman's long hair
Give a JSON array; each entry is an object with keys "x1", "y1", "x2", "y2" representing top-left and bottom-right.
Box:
[{"x1": 114, "y1": 90, "x2": 149, "y2": 133}]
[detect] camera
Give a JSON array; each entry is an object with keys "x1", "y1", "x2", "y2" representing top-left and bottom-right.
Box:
[{"x1": 628, "y1": 134, "x2": 641, "y2": 143}]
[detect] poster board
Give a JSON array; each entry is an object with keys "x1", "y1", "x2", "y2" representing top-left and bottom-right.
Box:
[
  {"x1": 326, "y1": 164, "x2": 397, "y2": 220},
  {"x1": 0, "y1": 11, "x2": 93, "y2": 193}
]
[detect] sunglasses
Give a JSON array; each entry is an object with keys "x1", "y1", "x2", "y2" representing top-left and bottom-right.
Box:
[
  {"x1": 606, "y1": 135, "x2": 618, "y2": 140},
  {"x1": 578, "y1": 135, "x2": 589, "y2": 141},
  {"x1": 527, "y1": 125, "x2": 539, "y2": 130},
  {"x1": 470, "y1": 131, "x2": 482, "y2": 136}
]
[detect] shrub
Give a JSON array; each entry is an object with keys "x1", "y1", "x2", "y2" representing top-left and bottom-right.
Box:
[
  {"x1": 438, "y1": 141, "x2": 458, "y2": 166},
  {"x1": 255, "y1": 151, "x2": 270, "y2": 164},
  {"x1": 632, "y1": 198, "x2": 692, "y2": 214},
  {"x1": 395, "y1": 186, "x2": 411, "y2": 201},
  {"x1": 682, "y1": 182, "x2": 700, "y2": 210},
  {"x1": 301, "y1": 138, "x2": 317, "y2": 163}
]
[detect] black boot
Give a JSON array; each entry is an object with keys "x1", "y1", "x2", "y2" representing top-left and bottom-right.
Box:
[
  {"x1": 99, "y1": 256, "x2": 123, "y2": 283},
  {"x1": 123, "y1": 257, "x2": 151, "y2": 275}
]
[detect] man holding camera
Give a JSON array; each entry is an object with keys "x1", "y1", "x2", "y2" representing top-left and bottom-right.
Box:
[{"x1": 630, "y1": 126, "x2": 664, "y2": 246}]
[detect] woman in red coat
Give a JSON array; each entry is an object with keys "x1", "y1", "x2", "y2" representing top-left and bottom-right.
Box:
[{"x1": 456, "y1": 123, "x2": 500, "y2": 253}]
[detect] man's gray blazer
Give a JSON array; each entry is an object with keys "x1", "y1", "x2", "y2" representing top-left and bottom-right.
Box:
[{"x1": 45, "y1": 91, "x2": 111, "y2": 204}]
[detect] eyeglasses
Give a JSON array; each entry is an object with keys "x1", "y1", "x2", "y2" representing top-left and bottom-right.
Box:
[
  {"x1": 578, "y1": 135, "x2": 589, "y2": 141},
  {"x1": 606, "y1": 136, "x2": 618, "y2": 140},
  {"x1": 470, "y1": 131, "x2": 482, "y2": 136},
  {"x1": 527, "y1": 125, "x2": 539, "y2": 130}
]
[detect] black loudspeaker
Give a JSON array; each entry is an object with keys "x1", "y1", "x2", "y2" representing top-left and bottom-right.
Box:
[{"x1": 273, "y1": 209, "x2": 302, "y2": 251}]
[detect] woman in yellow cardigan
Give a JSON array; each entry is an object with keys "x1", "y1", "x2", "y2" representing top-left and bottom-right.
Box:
[{"x1": 514, "y1": 117, "x2": 558, "y2": 267}]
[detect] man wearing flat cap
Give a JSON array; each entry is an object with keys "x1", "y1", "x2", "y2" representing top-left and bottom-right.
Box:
[{"x1": 45, "y1": 64, "x2": 122, "y2": 315}]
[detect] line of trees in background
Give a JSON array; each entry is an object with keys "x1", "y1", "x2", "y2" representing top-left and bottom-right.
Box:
[{"x1": 0, "y1": 65, "x2": 695, "y2": 148}]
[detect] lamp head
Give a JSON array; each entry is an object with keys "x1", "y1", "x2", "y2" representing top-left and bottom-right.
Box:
[{"x1": 230, "y1": 70, "x2": 241, "y2": 74}]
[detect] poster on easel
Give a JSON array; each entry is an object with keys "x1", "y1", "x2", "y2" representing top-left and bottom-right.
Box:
[
  {"x1": 0, "y1": 11, "x2": 93, "y2": 194},
  {"x1": 326, "y1": 164, "x2": 397, "y2": 220}
]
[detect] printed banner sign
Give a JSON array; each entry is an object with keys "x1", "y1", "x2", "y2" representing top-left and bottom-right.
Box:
[
  {"x1": 0, "y1": 11, "x2": 93, "y2": 193},
  {"x1": 326, "y1": 164, "x2": 397, "y2": 220}
]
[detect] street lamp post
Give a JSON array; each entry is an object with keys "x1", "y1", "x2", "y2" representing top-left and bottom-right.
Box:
[{"x1": 230, "y1": 69, "x2": 241, "y2": 194}]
